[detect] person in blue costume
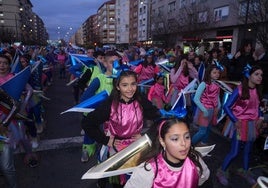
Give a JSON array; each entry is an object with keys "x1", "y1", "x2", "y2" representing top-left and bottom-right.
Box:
[{"x1": 216, "y1": 65, "x2": 263, "y2": 186}]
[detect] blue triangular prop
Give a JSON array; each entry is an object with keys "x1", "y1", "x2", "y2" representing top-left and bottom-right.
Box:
[
  {"x1": 61, "y1": 90, "x2": 109, "y2": 114},
  {"x1": 138, "y1": 78, "x2": 154, "y2": 86},
  {"x1": 0, "y1": 66, "x2": 31, "y2": 101},
  {"x1": 70, "y1": 54, "x2": 95, "y2": 67},
  {"x1": 128, "y1": 59, "x2": 144, "y2": 67},
  {"x1": 171, "y1": 93, "x2": 187, "y2": 118}
]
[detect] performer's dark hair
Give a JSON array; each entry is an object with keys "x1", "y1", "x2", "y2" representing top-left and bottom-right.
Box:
[
  {"x1": 138, "y1": 118, "x2": 203, "y2": 179},
  {"x1": 203, "y1": 64, "x2": 220, "y2": 84},
  {"x1": 0, "y1": 54, "x2": 11, "y2": 64},
  {"x1": 241, "y1": 65, "x2": 263, "y2": 100}
]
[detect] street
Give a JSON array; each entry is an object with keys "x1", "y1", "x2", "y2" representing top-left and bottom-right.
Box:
[{"x1": 1, "y1": 70, "x2": 267, "y2": 188}]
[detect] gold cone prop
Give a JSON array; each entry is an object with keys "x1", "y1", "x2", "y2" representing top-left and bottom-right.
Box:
[{"x1": 81, "y1": 134, "x2": 152, "y2": 179}]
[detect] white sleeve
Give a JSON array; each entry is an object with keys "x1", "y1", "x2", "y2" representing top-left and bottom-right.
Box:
[
  {"x1": 124, "y1": 163, "x2": 154, "y2": 188},
  {"x1": 198, "y1": 157, "x2": 210, "y2": 186}
]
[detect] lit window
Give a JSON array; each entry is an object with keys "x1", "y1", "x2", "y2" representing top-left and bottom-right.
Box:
[{"x1": 214, "y1": 6, "x2": 229, "y2": 21}]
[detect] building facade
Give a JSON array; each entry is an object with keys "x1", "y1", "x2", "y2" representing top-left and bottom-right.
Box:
[
  {"x1": 115, "y1": 0, "x2": 130, "y2": 45},
  {"x1": 0, "y1": 0, "x2": 48, "y2": 45}
]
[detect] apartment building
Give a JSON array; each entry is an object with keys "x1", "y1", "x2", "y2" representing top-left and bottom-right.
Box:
[
  {"x1": 151, "y1": 0, "x2": 262, "y2": 54},
  {"x1": 97, "y1": 0, "x2": 116, "y2": 45},
  {"x1": 115, "y1": 0, "x2": 130, "y2": 45},
  {"x1": 0, "y1": 0, "x2": 48, "y2": 45}
]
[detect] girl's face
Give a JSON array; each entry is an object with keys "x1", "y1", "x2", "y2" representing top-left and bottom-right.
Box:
[
  {"x1": 147, "y1": 55, "x2": 153, "y2": 63},
  {"x1": 210, "y1": 68, "x2": 220, "y2": 80},
  {"x1": 160, "y1": 122, "x2": 191, "y2": 163},
  {"x1": 20, "y1": 58, "x2": 29, "y2": 68},
  {"x1": 157, "y1": 77, "x2": 164, "y2": 84},
  {"x1": 194, "y1": 57, "x2": 200, "y2": 65},
  {"x1": 0, "y1": 57, "x2": 10, "y2": 75},
  {"x1": 104, "y1": 56, "x2": 118, "y2": 74},
  {"x1": 244, "y1": 44, "x2": 252, "y2": 53},
  {"x1": 249, "y1": 69, "x2": 263, "y2": 87},
  {"x1": 117, "y1": 75, "x2": 137, "y2": 102}
]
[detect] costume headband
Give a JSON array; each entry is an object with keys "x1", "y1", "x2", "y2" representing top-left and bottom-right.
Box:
[
  {"x1": 158, "y1": 120, "x2": 166, "y2": 138},
  {"x1": 243, "y1": 64, "x2": 252, "y2": 78},
  {"x1": 213, "y1": 60, "x2": 224, "y2": 72},
  {"x1": 110, "y1": 59, "x2": 130, "y2": 78}
]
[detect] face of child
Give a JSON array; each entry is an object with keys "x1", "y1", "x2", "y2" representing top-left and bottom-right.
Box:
[
  {"x1": 96, "y1": 55, "x2": 105, "y2": 64},
  {"x1": 249, "y1": 69, "x2": 263, "y2": 86},
  {"x1": 194, "y1": 57, "x2": 200, "y2": 65},
  {"x1": 160, "y1": 122, "x2": 191, "y2": 163},
  {"x1": 244, "y1": 44, "x2": 252, "y2": 53},
  {"x1": 147, "y1": 55, "x2": 153, "y2": 63},
  {"x1": 104, "y1": 57, "x2": 116, "y2": 74},
  {"x1": 20, "y1": 58, "x2": 29, "y2": 68},
  {"x1": 210, "y1": 68, "x2": 220, "y2": 80},
  {"x1": 117, "y1": 75, "x2": 137, "y2": 102},
  {"x1": 157, "y1": 77, "x2": 164, "y2": 84},
  {"x1": 0, "y1": 57, "x2": 10, "y2": 75}
]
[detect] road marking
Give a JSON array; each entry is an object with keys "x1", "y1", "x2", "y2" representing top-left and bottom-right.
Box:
[{"x1": 15, "y1": 136, "x2": 84, "y2": 153}]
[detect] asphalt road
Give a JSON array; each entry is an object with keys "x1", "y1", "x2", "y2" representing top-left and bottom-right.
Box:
[{"x1": 1, "y1": 69, "x2": 267, "y2": 188}]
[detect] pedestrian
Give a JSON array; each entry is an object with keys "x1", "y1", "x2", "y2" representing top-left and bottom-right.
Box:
[
  {"x1": 81, "y1": 70, "x2": 160, "y2": 187},
  {"x1": 0, "y1": 54, "x2": 19, "y2": 188},
  {"x1": 124, "y1": 118, "x2": 210, "y2": 188},
  {"x1": 167, "y1": 55, "x2": 198, "y2": 106},
  {"x1": 56, "y1": 49, "x2": 67, "y2": 79},
  {"x1": 191, "y1": 64, "x2": 222, "y2": 146},
  {"x1": 216, "y1": 65, "x2": 263, "y2": 186},
  {"x1": 231, "y1": 40, "x2": 255, "y2": 81},
  {"x1": 20, "y1": 54, "x2": 44, "y2": 135},
  {"x1": 147, "y1": 73, "x2": 168, "y2": 109},
  {"x1": 134, "y1": 53, "x2": 160, "y2": 84}
]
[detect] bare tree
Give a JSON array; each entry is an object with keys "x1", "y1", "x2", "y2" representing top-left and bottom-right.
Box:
[
  {"x1": 151, "y1": 11, "x2": 171, "y2": 47},
  {"x1": 176, "y1": 2, "x2": 213, "y2": 50},
  {"x1": 233, "y1": 0, "x2": 268, "y2": 50}
]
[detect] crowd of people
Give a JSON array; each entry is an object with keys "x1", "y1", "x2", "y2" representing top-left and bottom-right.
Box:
[{"x1": 0, "y1": 39, "x2": 267, "y2": 188}]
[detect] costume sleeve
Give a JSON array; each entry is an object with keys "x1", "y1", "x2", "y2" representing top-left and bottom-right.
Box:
[
  {"x1": 79, "y1": 78, "x2": 100, "y2": 102},
  {"x1": 189, "y1": 66, "x2": 198, "y2": 79},
  {"x1": 170, "y1": 66, "x2": 183, "y2": 83},
  {"x1": 154, "y1": 66, "x2": 160, "y2": 74},
  {"x1": 193, "y1": 82, "x2": 207, "y2": 113},
  {"x1": 147, "y1": 85, "x2": 155, "y2": 101},
  {"x1": 20, "y1": 83, "x2": 33, "y2": 112},
  {"x1": 124, "y1": 163, "x2": 154, "y2": 188},
  {"x1": 198, "y1": 157, "x2": 210, "y2": 186},
  {"x1": 134, "y1": 64, "x2": 143, "y2": 74},
  {"x1": 223, "y1": 88, "x2": 239, "y2": 123},
  {"x1": 81, "y1": 98, "x2": 112, "y2": 145}
]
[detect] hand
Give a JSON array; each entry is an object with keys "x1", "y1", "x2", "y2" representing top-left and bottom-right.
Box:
[
  {"x1": 234, "y1": 51, "x2": 241, "y2": 59},
  {"x1": 107, "y1": 135, "x2": 115, "y2": 147},
  {"x1": 131, "y1": 134, "x2": 141, "y2": 141}
]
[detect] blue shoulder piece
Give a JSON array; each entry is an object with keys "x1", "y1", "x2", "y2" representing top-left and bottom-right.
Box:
[{"x1": 223, "y1": 87, "x2": 239, "y2": 122}]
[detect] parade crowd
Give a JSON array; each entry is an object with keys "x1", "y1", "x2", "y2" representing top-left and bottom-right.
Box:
[{"x1": 0, "y1": 40, "x2": 267, "y2": 188}]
